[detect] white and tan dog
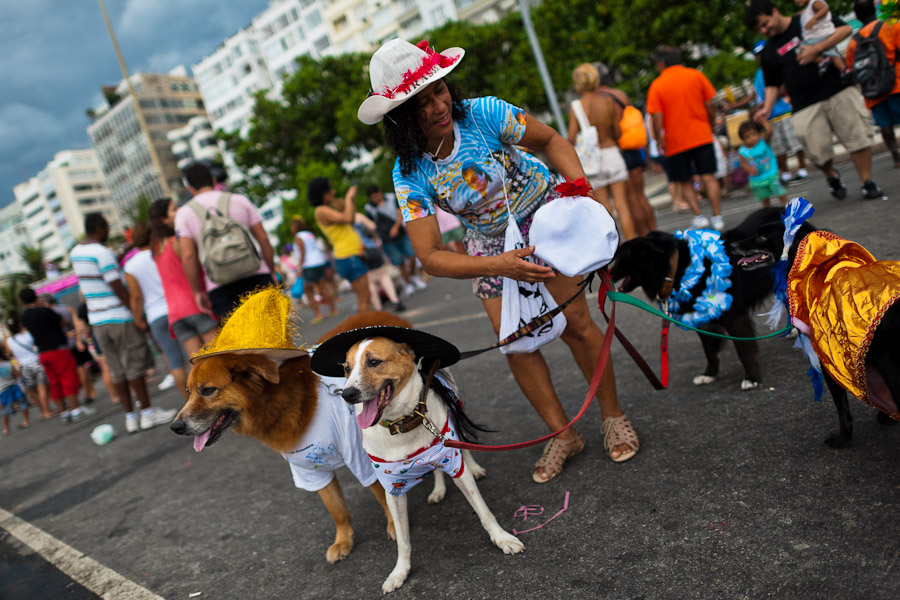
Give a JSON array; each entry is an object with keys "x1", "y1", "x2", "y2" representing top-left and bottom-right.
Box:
[{"x1": 311, "y1": 327, "x2": 524, "y2": 593}]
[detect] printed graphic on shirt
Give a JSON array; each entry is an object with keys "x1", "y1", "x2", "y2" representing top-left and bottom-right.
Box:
[{"x1": 394, "y1": 96, "x2": 554, "y2": 237}]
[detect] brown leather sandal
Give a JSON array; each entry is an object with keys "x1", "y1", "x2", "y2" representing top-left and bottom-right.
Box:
[
  {"x1": 601, "y1": 415, "x2": 639, "y2": 462},
  {"x1": 532, "y1": 429, "x2": 585, "y2": 483}
]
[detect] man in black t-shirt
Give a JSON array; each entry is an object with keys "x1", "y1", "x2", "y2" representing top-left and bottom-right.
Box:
[{"x1": 746, "y1": 0, "x2": 886, "y2": 201}]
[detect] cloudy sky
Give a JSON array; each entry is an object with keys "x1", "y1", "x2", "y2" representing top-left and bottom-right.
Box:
[{"x1": 0, "y1": 0, "x2": 272, "y2": 208}]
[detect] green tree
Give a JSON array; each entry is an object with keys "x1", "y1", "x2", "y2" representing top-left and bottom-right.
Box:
[
  {"x1": 17, "y1": 245, "x2": 45, "y2": 283},
  {"x1": 0, "y1": 276, "x2": 31, "y2": 321},
  {"x1": 132, "y1": 194, "x2": 153, "y2": 225},
  {"x1": 220, "y1": 53, "x2": 381, "y2": 204}
]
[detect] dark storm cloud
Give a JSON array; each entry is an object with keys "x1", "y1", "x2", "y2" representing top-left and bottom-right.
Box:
[{"x1": 0, "y1": 0, "x2": 271, "y2": 207}]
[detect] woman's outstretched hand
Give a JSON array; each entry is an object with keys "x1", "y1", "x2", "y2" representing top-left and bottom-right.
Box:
[{"x1": 494, "y1": 246, "x2": 555, "y2": 282}]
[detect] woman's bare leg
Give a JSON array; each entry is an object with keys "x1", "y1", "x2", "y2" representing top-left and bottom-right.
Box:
[
  {"x1": 610, "y1": 179, "x2": 636, "y2": 240},
  {"x1": 352, "y1": 274, "x2": 371, "y2": 313}
]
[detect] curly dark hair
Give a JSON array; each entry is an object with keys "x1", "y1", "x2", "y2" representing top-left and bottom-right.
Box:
[{"x1": 382, "y1": 79, "x2": 468, "y2": 178}]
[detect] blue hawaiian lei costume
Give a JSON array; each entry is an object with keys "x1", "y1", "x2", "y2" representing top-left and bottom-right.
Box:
[{"x1": 666, "y1": 229, "x2": 733, "y2": 328}]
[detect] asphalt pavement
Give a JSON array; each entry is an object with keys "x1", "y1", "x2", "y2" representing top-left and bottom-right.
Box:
[{"x1": 1, "y1": 152, "x2": 898, "y2": 600}]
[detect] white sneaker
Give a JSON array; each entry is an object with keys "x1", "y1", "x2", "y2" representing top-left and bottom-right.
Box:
[
  {"x1": 690, "y1": 215, "x2": 710, "y2": 229},
  {"x1": 412, "y1": 276, "x2": 427, "y2": 290},
  {"x1": 140, "y1": 407, "x2": 177, "y2": 430},
  {"x1": 157, "y1": 374, "x2": 175, "y2": 391},
  {"x1": 126, "y1": 413, "x2": 140, "y2": 434},
  {"x1": 711, "y1": 215, "x2": 725, "y2": 231},
  {"x1": 795, "y1": 168, "x2": 808, "y2": 180},
  {"x1": 780, "y1": 172, "x2": 792, "y2": 184},
  {"x1": 404, "y1": 283, "x2": 416, "y2": 297}
]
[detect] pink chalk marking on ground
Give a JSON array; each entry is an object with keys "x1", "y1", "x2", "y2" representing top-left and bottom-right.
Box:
[
  {"x1": 513, "y1": 505, "x2": 544, "y2": 521},
  {"x1": 512, "y1": 491, "x2": 570, "y2": 535}
]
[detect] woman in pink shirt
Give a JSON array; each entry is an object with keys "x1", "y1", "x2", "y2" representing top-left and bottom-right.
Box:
[{"x1": 149, "y1": 199, "x2": 219, "y2": 357}]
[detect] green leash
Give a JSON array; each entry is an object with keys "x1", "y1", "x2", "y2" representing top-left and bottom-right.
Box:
[{"x1": 606, "y1": 291, "x2": 793, "y2": 341}]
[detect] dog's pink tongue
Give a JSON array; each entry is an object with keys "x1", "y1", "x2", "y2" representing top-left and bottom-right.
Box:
[
  {"x1": 193, "y1": 429, "x2": 212, "y2": 453},
  {"x1": 357, "y1": 400, "x2": 380, "y2": 429}
]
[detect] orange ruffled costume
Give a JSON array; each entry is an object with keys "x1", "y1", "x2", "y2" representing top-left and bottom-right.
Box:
[{"x1": 787, "y1": 231, "x2": 900, "y2": 417}]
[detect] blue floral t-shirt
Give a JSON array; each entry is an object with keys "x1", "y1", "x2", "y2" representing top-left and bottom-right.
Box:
[{"x1": 393, "y1": 96, "x2": 556, "y2": 237}]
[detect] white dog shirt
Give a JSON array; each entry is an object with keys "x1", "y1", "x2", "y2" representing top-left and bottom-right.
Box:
[
  {"x1": 282, "y1": 378, "x2": 378, "y2": 492},
  {"x1": 367, "y1": 416, "x2": 465, "y2": 497}
]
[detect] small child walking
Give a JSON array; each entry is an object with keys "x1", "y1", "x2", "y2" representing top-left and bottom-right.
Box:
[
  {"x1": 794, "y1": 0, "x2": 847, "y2": 74},
  {"x1": 738, "y1": 120, "x2": 787, "y2": 208},
  {"x1": 1, "y1": 348, "x2": 30, "y2": 435}
]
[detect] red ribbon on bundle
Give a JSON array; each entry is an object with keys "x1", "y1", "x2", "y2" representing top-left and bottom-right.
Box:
[
  {"x1": 376, "y1": 40, "x2": 460, "y2": 99},
  {"x1": 553, "y1": 177, "x2": 592, "y2": 198}
]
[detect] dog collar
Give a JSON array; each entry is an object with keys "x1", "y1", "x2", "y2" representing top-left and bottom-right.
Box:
[{"x1": 380, "y1": 360, "x2": 440, "y2": 436}]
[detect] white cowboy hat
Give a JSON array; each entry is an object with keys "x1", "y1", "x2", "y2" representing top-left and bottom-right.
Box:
[{"x1": 358, "y1": 38, "x2": 465, "y2": 125}]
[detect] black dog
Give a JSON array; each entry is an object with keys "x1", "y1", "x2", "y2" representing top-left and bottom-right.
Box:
[
  {"x1": 729, "y1": 207, "x2": 900, "y2": 448},
  {"x1": 610, "y1": 211, "x2": 775, "y2": 390}
]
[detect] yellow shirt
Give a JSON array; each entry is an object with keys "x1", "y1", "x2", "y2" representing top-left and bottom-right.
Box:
[{"x1": 318, "y1": 220, "x2": 362, "y2": 259}]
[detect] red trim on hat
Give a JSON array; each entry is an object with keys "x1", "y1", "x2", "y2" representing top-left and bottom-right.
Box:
[{"x1": 373, "y1": 40, "x2": 460, "y2": 99}]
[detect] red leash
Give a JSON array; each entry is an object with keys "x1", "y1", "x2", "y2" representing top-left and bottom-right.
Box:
[
  {"x1": 599, "y1": 300, "x2": 670, "y2": 390},
  {"x1": 445, "y1": 269, "x2": 617, "y2": 452}
]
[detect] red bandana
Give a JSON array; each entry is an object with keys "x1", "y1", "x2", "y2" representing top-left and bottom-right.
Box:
[{"x1": 554, "y1": 177, "x2": 592, "y2": 197}]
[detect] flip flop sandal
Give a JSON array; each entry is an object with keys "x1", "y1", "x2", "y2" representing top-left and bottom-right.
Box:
[
  {"x1": 601, "y1": 415, "x2": 639, "y2": 463},
  {"x1": 532, "y1": 429, "x2": 585, "y2": 484}
]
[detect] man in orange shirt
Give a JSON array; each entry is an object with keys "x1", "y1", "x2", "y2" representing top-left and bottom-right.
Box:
[
  {"x1": 847, "y1": 0, "x2": 900, "y2": 168},
  {"x1": 647, "y1": 47, "x2": 724, "y2": 231}
]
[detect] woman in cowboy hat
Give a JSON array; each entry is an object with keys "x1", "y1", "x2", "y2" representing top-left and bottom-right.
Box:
[{"x1": 358, "y1": 39, "x2": 640, "y2": 482}]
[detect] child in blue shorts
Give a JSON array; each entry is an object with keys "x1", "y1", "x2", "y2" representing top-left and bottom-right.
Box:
[
  {"x1": 738, "y1": 120, "x2": 787, "y2": 208},
  {"x1": 1, "y1": 348, "x2": 30, "y2": 435}
]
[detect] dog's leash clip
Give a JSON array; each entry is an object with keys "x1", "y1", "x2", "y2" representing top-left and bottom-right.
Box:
[{"x1": 419, "y1": 414, "x2": 447, "y2": 442}]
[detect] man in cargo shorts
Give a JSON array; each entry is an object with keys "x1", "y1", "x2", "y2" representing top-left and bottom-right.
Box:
[
  {"x1": 748, "y1": 0, "x2": 886, "y2": 200},
  {"x1": 70, "y1": 213, "x2": 175, "y2": 434}
]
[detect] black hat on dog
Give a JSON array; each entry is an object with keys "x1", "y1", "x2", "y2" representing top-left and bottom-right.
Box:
[{"x1": 310, "y1": 326, "x2": 460, "y2": 377}]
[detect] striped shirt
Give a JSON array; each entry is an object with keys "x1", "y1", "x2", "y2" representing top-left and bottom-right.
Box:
[{"x1": 69, "y1": 242, "x2": 132, "y2": 326}]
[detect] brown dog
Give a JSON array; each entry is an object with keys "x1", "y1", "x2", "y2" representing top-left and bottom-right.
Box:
[{"x1": 170, "y1": 311, "x2": 412, "y2": 563}]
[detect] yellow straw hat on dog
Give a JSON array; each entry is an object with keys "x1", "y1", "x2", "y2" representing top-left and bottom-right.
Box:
[{"x1": 190, "y1": 287, "x2": 308, "y2": 364}]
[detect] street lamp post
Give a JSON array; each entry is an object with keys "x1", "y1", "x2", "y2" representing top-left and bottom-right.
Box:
[
  {"x1": 97, "y1": 0, "x2": 171, "y2": 199},
  {"x1": 518, "y1": 0, "x2": 565, "y2": 135}
]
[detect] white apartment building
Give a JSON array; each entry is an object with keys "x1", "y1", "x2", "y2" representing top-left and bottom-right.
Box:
[
  {"x1": 167, "y1": 116, "x2": 221, "y2": 170},
  {"x1": 192, "y1": 27, "x2": 274, "y2": 136},
  {"x1": 0, "y1": 203, "x2": 30, "y2": 276},
  {"x1": 193, "y1": 0, "x2": 522, "y2": 139},
  {"x1": 87, "y1": 68, "x2": 208, "y2": 219},
  {"x1": 11, "y1": 149, "x2": 120, "y2": 266}
]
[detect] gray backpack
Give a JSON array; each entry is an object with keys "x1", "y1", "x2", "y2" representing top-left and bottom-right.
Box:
[{"x1": 188, "y1": 192, "x2": 261, "y2": 285}]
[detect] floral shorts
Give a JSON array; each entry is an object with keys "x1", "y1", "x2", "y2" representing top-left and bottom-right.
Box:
[{"x1": 463, "y1": 189, "x2": 557, "y2": 299}]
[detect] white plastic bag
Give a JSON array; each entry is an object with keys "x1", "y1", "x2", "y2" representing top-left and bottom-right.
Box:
[
  {"x1": 529, "y1": 191, "x2": 619, "y2": 277},
  {"x1": 499, "y1": 218, "x2": 567, "y2": 354},
  {"x1": 571, "y1": 100, "x2": 602, "y2": 177}
]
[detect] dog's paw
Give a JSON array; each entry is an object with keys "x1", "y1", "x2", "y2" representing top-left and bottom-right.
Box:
[
  {"x1": 876, "y1": 412, "x2": 897, "y2": 426},
  {"x1": 693, "y1": 375, "x2": 717, "y2": 386},
  {"x1": 468, "y1": 462, "x2": 487, "y2": 480},
  {"x1": 325, "y1": 539, "x2": 353, "y2": 564},
  {"x1": 824, "y1": 433, "x2": 851, "y2": 449},
  {"x1": 492, "y1": 531, "x2": 525, "y2": 555},
  {"x1": 382, "y1": 566, "x2": 410, "y2": 594},
  {"x1": 427, "y1": 487, "x2": 446, "y2": 504},
  {"x1": 741, "y1": 379, "x2": 760, "y2": 391}
]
